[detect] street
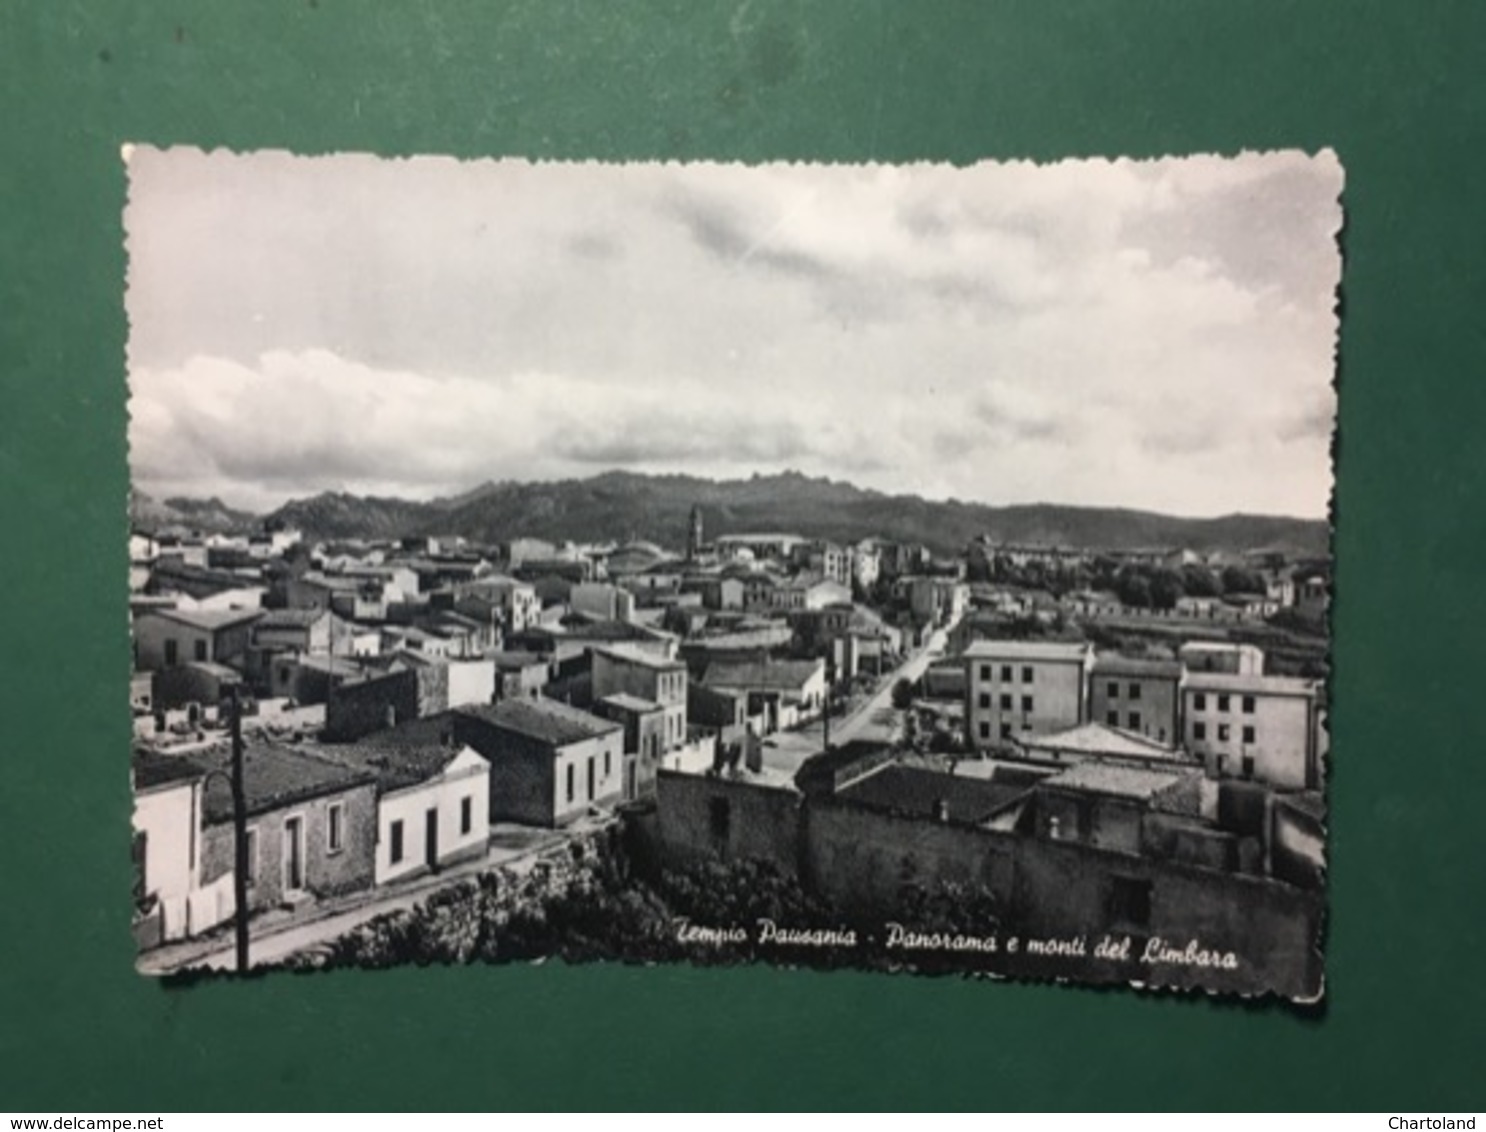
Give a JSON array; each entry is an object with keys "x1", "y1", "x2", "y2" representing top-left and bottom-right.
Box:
[
  {"x1": 759, "y1": 616, "x2": 958, "y2": 774},
  {"x1": 137, "y1": 820, "x2": 595, "y2": 975}
]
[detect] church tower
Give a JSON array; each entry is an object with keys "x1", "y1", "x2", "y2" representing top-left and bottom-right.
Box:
[{"x1": 687, "y1": 504, "x2": 704, "y2": 561}]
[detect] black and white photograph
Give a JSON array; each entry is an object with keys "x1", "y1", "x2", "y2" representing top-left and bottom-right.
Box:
[{"x1": 125, "y1": 147, "x2": 1340, "y2": 1000}]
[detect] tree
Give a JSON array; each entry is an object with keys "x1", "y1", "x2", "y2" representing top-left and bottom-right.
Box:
[
  {"x1": 891, "y1": 678, "x2": 915, "y2": 711},
  {"x1": 1221, "y1": 566, "x2": 1267, "y2": 595},
  {"x1": 1115, "y1": 570, "x2": 1153, "y2": 609},
  {"x1": 1181, "y1": 564, "x2": 1220, "y2": 597},
  {"x1": 1149, "y1": 568, "x2": 1184, "y2": 610}
]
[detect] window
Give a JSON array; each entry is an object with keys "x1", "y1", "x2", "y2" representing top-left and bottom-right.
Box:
[
  {"x1": 979, "y1": 722, "x2": 991, "y2": 740},
  {"x1": 978, "y1": 693, "x2": 991, "y2": 709},
  {"x1": 1021, "y1": 720, "x2": 1032, "y2": 731},
  {"x1": 164, "y1": 639, "x2": 178, "y2": 666},
  {"x1": 278, "y1": 666, "x2": 291, "y2": 684},
  {"x1": 327, "y1": 802, "x2": 344, "y2": 854},
  {"x1": 1106, "y1": 710, "x2": 1119, "y2": 727},
  {"x1": 389, "y1": 820, "x2": 404, "y2": 864},
  {"x1": 1021, "y1": 666, "x2": 1034, "y2": 683},
  {"x1": 1218, "y1": 723, "x2": 1231, "y2": 742},
  {"x1": 1193, "y1": 693, "x2": 1206, "y2": 711},
  {"x1": 1107, "y1": 682, "x2": 1120, "y2": 699},
  {"x1": 1242, "y1": 695, "x2": 1256, "y2": 714},
  {"x1": 1107, "y1": 876, "x2": 1152, "y2": 928},
  {"x1": 1215, "y1": 754, "x2": 1228, "y2": 776},
  {"x1": 1128, "y1": 711, "x2": 1142, "y2": 731},
  {"x1": 460, "y1": 796, "x2": 473, "y2": 835},
  {"x1": 244, "y1": 828, "x2": 259, "y2": 886},
  {"x1": 194, "y1": 640, "x2": 208, "y2": 662},
  {"x1": 1218, "y1": 694, "x2": 1231, "y2": 713},
  {"x1": 1000, "y1": 722, "x2": 1012, "y2": 739},
  {"x1": 979, "y1": 665, "x2": 992, "y2": 682},
  {"x1": 1242, "y1": 725, "x2": 1256, "y2": 744},
  {"x1": 604, "y1": 750, "x2": 611, "y2": 777},
  {"x1": 1021, "y1": 695, "x2": 1033, "y2": 712},
  {"x1": 1193, "y1": 722, "x2": 1207, "y2": 741},
  {"x1": 1000, "y1": 694, "x2": 1012, "y2": 710},
  {"x1": 1000, "y1": 665, "x2": 1013, "y2": 682},
  {"x1": 566, "y1": 763, "x2": 575, "y2": 804},
  {"x1": 708, "y1": 796, "x2": 731, "y2": 841},
  {"x1": 1241, "y1": 755, "x2": 1256, "y2": 779},
  {"x1": 1128, "y1": 683, "x2": 1142, "y2": 701}
]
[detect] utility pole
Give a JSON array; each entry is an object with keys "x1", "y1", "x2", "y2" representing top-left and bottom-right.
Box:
[
  {"x1": 823, "y1": 650, "x2": 835, "y2": 753},
  {"x1": 229, "y1": 683, "x2": 250, "y2": 974}
]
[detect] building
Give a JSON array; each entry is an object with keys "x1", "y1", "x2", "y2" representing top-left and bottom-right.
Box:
[
  {"x1": 1028, "y1": 764, "x2": 1204, "y2": 855},
  {"x1": 570, "y1": 582, "x2": 637, "y2": 623},
  {"x1": 907, "y1": 576, "x2": 970, "y2": 625},
  {"x1": 1178, "y1": 641, "x2": 1265, "y2": 676},
  {"x1": 713, "y1": 533, "x2": 807, "y2": 563},
  {"x1": 192, "y1": 741, "x2": 379, "y2": 914},
  {"x1": 131, "y1": 753, "x2": 219, "y2": 947},
  {"x1": 964, "y1": 639, "x2": 1093, "y2": 747},
  {"x1": 590, "y1": 645, "x2": 688, "y2": 753},
  {"x1": 594, "y1": 693, "x2": 668, "y2": 801},
  {"x1": 133, "y1": 608, "x2": 262, "y2": 672},
  {"x1": 700, "y1": 657, "x2": 828, "y2": 732},
  {"x1": 317, "y1": 718, "x2": 491, "y2": 884},
  {"x1": 490, "y1": 651, "x2": 551, "y2": 700},
  {"x1": 463, "y1": 575, "x2": 541, "y2": 633},
  {"x1": 453, "y1": 697, "x2": 625, "y2": 827},
  {"x1": 1016, "y1": 721, "x2": 1198, "y2": 773},
  {"x1": 1181, "y1": 673, "x2": 1324, "y2": 789},
  {"x1": 770, "y1": 576, "x2": 852, "y2": 612},
  {"x1": 1088, "y1": 655, "x2": 1184, "y2": 746}
]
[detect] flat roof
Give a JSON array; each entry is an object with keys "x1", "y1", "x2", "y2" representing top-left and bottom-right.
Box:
[
  {"x1": 1183, "y1": 673, "x2": 1320, "y2": 697},
  {"x1": 962, "y1": 640, "x2": 1090, "y2": 662}
]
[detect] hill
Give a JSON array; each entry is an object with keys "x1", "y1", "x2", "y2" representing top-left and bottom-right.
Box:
[{"x1": 221, "y1": 470, "x2": 1329, "y2": 557}]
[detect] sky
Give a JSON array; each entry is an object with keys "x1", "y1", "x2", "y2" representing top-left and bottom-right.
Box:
[{"x1": 125, "y1": 146, "x2": 1343, "y2": 519}]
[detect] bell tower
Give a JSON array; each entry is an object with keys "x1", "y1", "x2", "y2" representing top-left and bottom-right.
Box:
[{"x1": 687, "y1": 504, "x2": 704, "y2": 561}]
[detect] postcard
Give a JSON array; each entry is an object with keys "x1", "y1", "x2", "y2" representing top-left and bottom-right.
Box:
[{"x1": 125, "y1": 147, "x2": 1339, "y2": 1000}]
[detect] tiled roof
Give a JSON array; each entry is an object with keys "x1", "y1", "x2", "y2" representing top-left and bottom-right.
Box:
[
  {"x1": 456, "y1": 697, "x2": 621, "y2": 747},
  {"x1": 1039, "y1": 763, "x2": 1195, "y2": 800},
  {"x1": 702, "y1": 658, "x2": 825, "y2": 693},
  {"x1": 560, "y1": 619, "x2": 666, "y2": 642},
  {"x1": 962, "y1": 640, "x2": 1090, "y2": 662},
  {"x1": 1020, "y1": 722, "x2": 1192, "y2": 762},
  {"x1": 256, "y1": 608, "x2": 328, "y2": 629},
  {"x1": 488, "y1": 650, "x2": 549, "y2": 670},
  {"x1": 132, "y1": 751, "x2": 206, "y2": 792},
  {"x1": 591, "y1": 643, "x2": 684, "y2": 670},
  {"x1": 314, "y1": 716, "x2": 481, "y2": 794},
  {"x1": 837, "y1": 763, "x2": 1031, "y2": 823},
  {"x1": 186, "y1": 741, "x2": 377, "y2": 824},
  {"x1": 598, "y1": 693, "x2": 663, "y2": 715},
  {"x1": 143, "y1": 607, "x2": 264, "y2": 632}
]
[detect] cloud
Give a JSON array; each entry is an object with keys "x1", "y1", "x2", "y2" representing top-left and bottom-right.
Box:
[{"x1": 125, "y1": 149, "x2": 1343, "y2": 518}]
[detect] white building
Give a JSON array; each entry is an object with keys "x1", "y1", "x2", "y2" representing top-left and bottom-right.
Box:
[{"x1": 1181, "y1": 673, "x2": 1323, "y2": 789}]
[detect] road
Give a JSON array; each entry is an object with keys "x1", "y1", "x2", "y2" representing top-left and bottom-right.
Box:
[
  {"x1": 760, "y1": 616, "x2": 958, "y2": 774},
  {"x1": 137, "y1": 821, "x2": 592, "y2": 975}
]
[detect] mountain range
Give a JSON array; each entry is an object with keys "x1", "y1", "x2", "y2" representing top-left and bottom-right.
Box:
[{"x1": 130, "y1": 471, "x2": 1331, "y2": 558}]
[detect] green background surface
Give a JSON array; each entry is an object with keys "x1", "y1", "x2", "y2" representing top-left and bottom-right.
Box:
[{"x1": 2, "y1": 0, "x2": 1482, "y2": 1112}]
